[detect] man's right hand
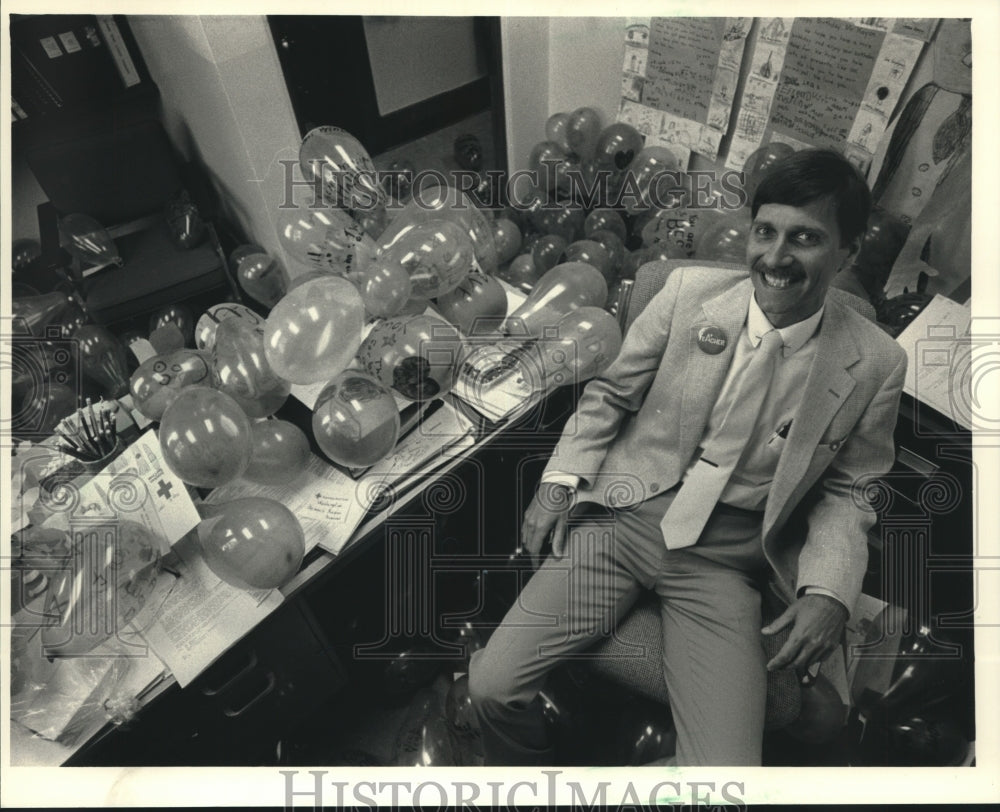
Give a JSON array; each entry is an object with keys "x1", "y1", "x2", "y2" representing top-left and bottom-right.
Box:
[{"x1": 521, "y1": 482, "x2": 575, "y2": 569}]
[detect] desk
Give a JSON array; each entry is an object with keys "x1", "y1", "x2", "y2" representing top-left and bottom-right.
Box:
[{"x1": 12, "y1": 382, "x2": 579, "y2": 766}]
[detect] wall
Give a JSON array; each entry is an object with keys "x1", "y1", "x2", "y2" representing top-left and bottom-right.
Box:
[{"x1": 129, "y1": 15, "x2": 303, "y2": 273}]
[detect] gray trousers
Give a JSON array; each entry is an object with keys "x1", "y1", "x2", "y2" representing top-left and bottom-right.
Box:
[{"x1": 468, "y1": 488, "x2": 772, "y2": 766}]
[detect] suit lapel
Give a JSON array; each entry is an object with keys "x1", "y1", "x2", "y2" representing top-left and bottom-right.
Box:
[
  {"x1": 679, "y1": 278, "x2": 754, "y2": 449},
  {"x1": 764, "y1": 301, "x2": 861, "y2": 534}
]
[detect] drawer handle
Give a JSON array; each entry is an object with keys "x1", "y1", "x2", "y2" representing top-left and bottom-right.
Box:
[
  {"x1": 200, "y1": 651, "x2": 259, "y2": 697},
  {"x1": 222, "y1": 672, "x2": 278, "y2": 717}
]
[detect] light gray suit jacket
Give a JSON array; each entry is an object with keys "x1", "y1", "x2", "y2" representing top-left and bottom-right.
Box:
[{"x1": 543, "y1": 264, "x2": 908, "y2": 614}]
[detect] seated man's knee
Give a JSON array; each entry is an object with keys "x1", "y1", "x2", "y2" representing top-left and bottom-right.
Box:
[{"x1": 468, "y1": 647, "x2": 519, "y2": 711}]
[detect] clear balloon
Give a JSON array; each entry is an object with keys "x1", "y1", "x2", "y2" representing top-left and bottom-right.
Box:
[
  {"x1": 527, "y1": 306, "x2": 623, "y2": 390},
  {"x1": 784, "y1": 674, "x2": 848, "y2": 744},
  {"x1": 491, "y1": 217, "x2": 522, "y2": 265},
  {"x1": 394, "y1": 687, "x2": 456, "y2": 767},
  {"x1": 346, "y1": 260, "x2": 413, "y2": 318},
  {"x1": 496, "y1": 253, "x2": 543, "y2": 293},
  {"x1": 244, "y1": 419, "x2": 311, "y2": 485},
  {"x1": 195, "y1": 302, "x2": 266, "y2": 352},
  {"x1": 694, "y1": 208, "x2": 752, "y2": 263},
  {"x1": 853, "y1": 208, "x2": 911, "y2": 295},
  {"x1": 74, "y1": 324, "x2": 130, "y2": 398},
  {"x1": 564, "y1": 239, "x2": 613, "y2": 283},
  {"x1": 358, "y1": 313, "x2": 465, "y2": 401},
  {"x1": 594, "y1": 122, "x2": 644, "y2": 171},
  {"x1": 312, "y1": 370, "x2": 401, "y2": 467},
  {"x1": 532, "y1": 234, "x2": 568, "y2": 273},
  {"x1": 41, "y1": 520, "x2": 162, "y2": 657},
  {"x1": 588, "y1": 228, "x2": 627, "y2": 274},
  {"x1": 149, "y1": 304, "x2": 196, "y2": 347},
  {"x1": 435, "y1": 271, "x2": 508, "y2": 335},
  {"x1": 198, "y1": 497, "x2": 305, "y2": 590},
  {"x1": 380, "y1": 184, "x2": 498, "y2": 274},
  {"x1": 621, "y1": 146, "x2": 684, "y2": 214},
  {"x1": 130, "y1": 348, "x2": 214, "y2": 421},
  {"x1": 237, "y1": 252, "x2": 289, "y2": 309},
  {"x1": 263, "y1": 275, "x2": 365, "y2": 385},
  {"x1": 529, "y1": 201, "x2": 585, "y2": 244},
  {"x1": 58, "y1": 213, "x2": 122, "y2": 268},
  {"x1": 382, "y1": 158, "x2": 416, "y2": 203},
  {"x1": 18, "y1": 382, "x2": 78, "y2": 436},
  {"x1": 743, "y1": 141, "x2": 796, "y2": 198},
  {"x1": 229, "y1": 242, "x2": 266, "y2": 269},
  {"x1": 503, "y1": 262, "x2": 608, "y2": 337},
  {"x1": 164, "y1": 191, "x2": 207, "y2": 250},
  {"x1": 11, "y1": 291, "x2": 85, "y2": 337},
  {"x1": 276, "y1": 201, "x2": 379, "y2": 274},
  {"x1": 377, "y1": 219, "x2": 475, "y2": 299},
  {"x1": 564, "y1": 107, "x2": 602, "y2": 159},
  {"x1": 299, "y1": 125, "x2": 386, "y2": 212},
  {"x1": 159, "y1": 386, "x2": 252, "y2": 487},
  {"x1": 12, "y1": 238, "x2": 41, "y2": 271},
  {"x1": 444, "y1": 674, "x2": 484, "y2": 766},
  {"x1": 614, "y1": 699, "x2": 676, "y2": 766},
  {"x1": 545, "y1": 112, "x2": 571, "y2": 152},
  {"x1": 353, "y1": 203, "x2": 390, "y2": 240},
  {"x1": 584, "y1": 208, "x2": 628, "y2": 242},
  {"x1": 212, "y1": 319, "x2": 291, "y2": 418},
  {"x1": 529, "y1": 141, "x2": 568, "y2": 190}
]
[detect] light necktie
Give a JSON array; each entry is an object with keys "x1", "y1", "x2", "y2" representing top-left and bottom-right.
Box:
[{"x1": 660, "y1": 329, "x2": 784, "y2": 549}]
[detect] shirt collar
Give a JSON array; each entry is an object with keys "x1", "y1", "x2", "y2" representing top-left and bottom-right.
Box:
[{"x1": 747, "y1": 293, "x2": 824, "y2": 356}]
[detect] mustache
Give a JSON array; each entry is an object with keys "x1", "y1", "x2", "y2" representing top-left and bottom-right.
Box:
[{"x1": 752, "y1": 258, "x2": 805, "y2": 278}]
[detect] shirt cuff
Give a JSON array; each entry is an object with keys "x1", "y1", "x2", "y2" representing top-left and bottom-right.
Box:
[
  {"x1": 801, "y1": 585, "x2": 849, "y2": 614},
  {"x1": 540, "y1": 471, "x2": 580, "y2": 491}
]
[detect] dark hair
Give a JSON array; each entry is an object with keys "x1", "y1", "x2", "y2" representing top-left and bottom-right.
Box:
[{"x1": 751, "y1": 148, "x2": 872, "y2": 246}]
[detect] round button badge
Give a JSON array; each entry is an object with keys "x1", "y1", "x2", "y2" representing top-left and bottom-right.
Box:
[{"x1": 697, "y1": 326, "x2": 728, "y2": 354}]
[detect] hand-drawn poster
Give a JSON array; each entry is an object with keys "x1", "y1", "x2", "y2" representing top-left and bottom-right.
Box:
[
  {"x1": 726, "y1": 18, "x2": 935, "y2": 171},
  {"x1": 618, "y1": 17, "x2": 750, "y2": 163}
]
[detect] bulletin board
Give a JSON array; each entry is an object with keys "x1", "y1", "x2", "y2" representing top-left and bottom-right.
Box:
[{"x1": 617, "y1": 17, "x2": 939, "y2": 172}]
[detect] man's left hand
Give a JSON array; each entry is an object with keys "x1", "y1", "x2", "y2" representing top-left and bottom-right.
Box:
[{"x1": 761, "y1": 593, "x2": 849, "y2": 676}]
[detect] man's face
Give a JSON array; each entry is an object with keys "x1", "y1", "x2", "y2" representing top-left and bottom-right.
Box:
[{"x1": 746, "y1": 198, "x2": 859, "y2": 328}]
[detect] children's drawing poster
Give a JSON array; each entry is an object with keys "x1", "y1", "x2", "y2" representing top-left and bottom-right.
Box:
[
  {"x1": 726, "y1": 18, "x2": 936, "y2": 172},
  {"x1": 618, "y1": 17, "x2": 751, "y2": 164}
]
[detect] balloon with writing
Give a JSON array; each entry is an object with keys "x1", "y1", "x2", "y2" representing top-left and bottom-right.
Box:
[
  {"x1": 312, "y1": 370, "x2": 401, "y2": 468},
  {"x1": 130, "y1": 348, "x2": 214, "y2": 421},
  {"x1": 58, "y1": 213, "x2": 122, "y2": 268},
  {"x1": 237, "y1": 252, "x2": 289, "y2": 309},
  {"x1": 198, "y1": 497, "x2": 305, "y2": 590},
  {"x1": 159, "y1": 386, "x2": 252, "y2": 487},
  {"x1": 503, "y1": 262, "x2": 608, "y2": 337},
  {"x1": 212, "y1": 319, "x2": 291, "y2": 418},
  {"x1": 263, "y1": 275, "x2": 365, "y2": 385},
  {"x1": 244, "y1": 419, "x2": 311, "y2": 485},
  {"x1": 358, "y1": 313, "x2": 465, "y2": 401},
  {"x1": 377, "y1": 219, "x2": 474, "y2": 299},
  {"x1": 74, "y1": 324, "x2": 130, "y2": 398},
  {"x1": 195, "y1": 302, "x2": 266, "y2": 352},
  {"x1": 594, "y1": 122, "x2": 644, "y2": 171},
  {"x1": 380, "y1": 184, "x2": 497, "y2": 275},
  {"x1": 276, "y1": 201, "x2": 378, "y2": 274},
  {"x1": 299, "y1": 125, "x2": 386, "y2": 212}
]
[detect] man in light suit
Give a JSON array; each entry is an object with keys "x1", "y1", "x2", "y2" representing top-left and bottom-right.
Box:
[{"x1": 469, "y1": 149, "x2": 907, "y2": 766}]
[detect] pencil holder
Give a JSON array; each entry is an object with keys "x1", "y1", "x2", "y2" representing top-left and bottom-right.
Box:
[{"x1": 78, "y1": 437, "x2": 128, "y2": 475}]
